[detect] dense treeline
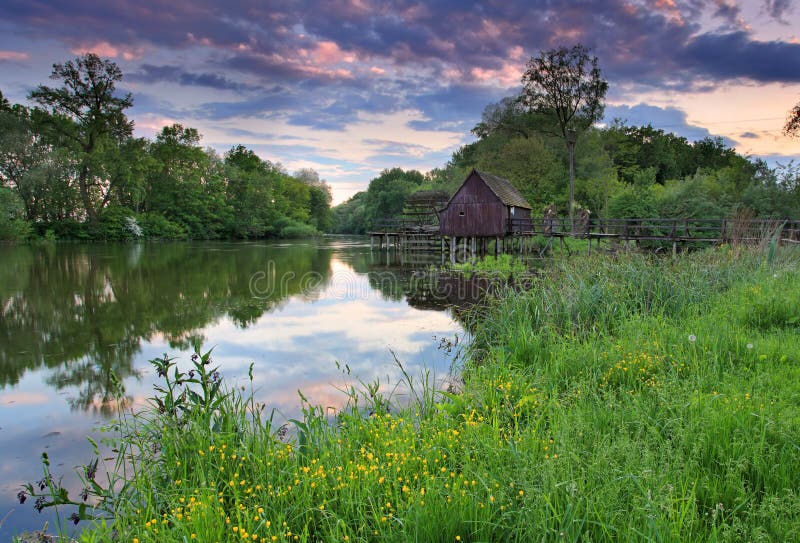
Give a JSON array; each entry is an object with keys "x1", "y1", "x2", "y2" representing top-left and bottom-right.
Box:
[
  {"x1": 333, "y1": 96, "x2": 800, "y2": 234},
  {"x1": 0, "y1": 55, "x2": 331, "y2": 241},
  {"x1": 3, "y1": 53, "x2": 797, "y2": 242}
]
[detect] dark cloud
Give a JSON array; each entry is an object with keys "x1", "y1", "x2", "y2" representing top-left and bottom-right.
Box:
[
  {"x1": 406, "y1": 84, "x2": 502, "y2": 133},
  {"x1": 712, "y1": 0, "x2": 743, "y2": 27},
  {"x1": 681, "y1": 31, "x2": 800, "y2": 82},
  {"x1": 739, "y1": 131, "x2": 759, "y2": 139},
  {"x1": 604, "y1": 104, "x2": 738, "y2": 147},
  {"x1": 764, "y1": 0, "x2": 792, "y2": 22},
  {"x1": 3, "y1": 0, "x2": 800, "y2": 137},
  {"x1": 130, "y1": 64, "x2": 256, "y2": 91}
]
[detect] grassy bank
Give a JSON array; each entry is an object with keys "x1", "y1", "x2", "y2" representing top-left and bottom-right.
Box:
[{"x1": 23, "y1": 247, "x2": 800, "y2": 542}]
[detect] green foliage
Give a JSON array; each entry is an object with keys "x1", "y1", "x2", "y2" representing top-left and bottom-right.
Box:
[
  {"x1": 137, "y1": 212, "x2": 187, "y2": 239},
  {"x1": 5, "y1": 54, "x2": 799, "y2": 241},
  {"x1": 332, "y1": 168, "x2": 424, "y2": 233},
  {"x1": 452, "y1": 253, "x2": 527, "y2": 277},
  {"x1": 91, "y1": 205, "x2": 139, "y2": 241},
  {"x1": 471, "y1": 134, "x2": 565, "y2": 208},
  {"x1": 1, "y1": 60, "x2": 331, "y2": 241},
  {"x1": 0, "y1": 186, "x2": 31, "y2": 240},
  {"x1": 607, "y1": 185, "x2": 658, "y2": 218},
  {"x1": 330, "y1": 191, "x2": 368, "y2": 234},
  {"x1": 521, "y1": 44, "x2": 608, "y2": 138},
  {"x1": 364, "y1": 167, "x2": 425, "y2": 225},
  {"x1": 21, "y1": 248, "x2": 800, "y2": 542},
  {"x1": 276, "y1": 218, "x2": 319, "y2": 238},
  {"x1": 224, "y1": 145, "x2": 280, "y2": 238},
  {"x1": 29, "y1": 54, "x2": 134, "y2": 223}
]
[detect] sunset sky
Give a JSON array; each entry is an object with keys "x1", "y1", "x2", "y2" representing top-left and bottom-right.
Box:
[{"x1": 1, "y1": 0, "x2": 799, "y2": 203}]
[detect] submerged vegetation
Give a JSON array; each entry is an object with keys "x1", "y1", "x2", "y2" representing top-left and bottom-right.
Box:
[{"x1": 19, "y1": 246, "x2": 800, "y2": 542}]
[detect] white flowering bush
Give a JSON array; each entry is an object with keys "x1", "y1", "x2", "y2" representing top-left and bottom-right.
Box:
[{"x1": 124, "y1": 216, "x2": 143, "y2": 238}]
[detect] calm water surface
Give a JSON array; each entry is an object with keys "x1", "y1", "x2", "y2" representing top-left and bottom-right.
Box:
[{"x1": 0, "y1": 238, "x2": 465, "y2": 538}]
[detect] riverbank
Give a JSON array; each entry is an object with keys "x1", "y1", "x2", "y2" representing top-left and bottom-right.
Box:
[{"x1": 21, "y1": 246, "x2": 800, "y2": 542}]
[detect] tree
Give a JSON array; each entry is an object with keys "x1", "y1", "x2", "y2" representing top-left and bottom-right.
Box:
[
  {"x1": 472, "y1": 96, "x2": 538, "y2": 140},
  {"x1": 147, "y1": 124, "x2": 229, "y2": 238},
  {"x1": 0, "y1": 186, "x2": 31, "y2": 240},
  {"x1": 784, "y1": 100, "x2": 800, "y2": 138},
  {"x1": 29, "y1": 54, "x2": 133, "y2": 224},
  {"x1": 363, "y1": 168, "x2": 425, "y2": 227},
  {"x1": 521, "y1": 44, "x2": 608, "y2": 232},
  {"x1": 224, "y1": 145, "x2": 280, "y2": 237}
]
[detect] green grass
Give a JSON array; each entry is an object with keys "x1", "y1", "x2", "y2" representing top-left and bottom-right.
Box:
[
  {"x1": 451, "y1": 253, "x2": 528, "y2": 278},
  {"x1": 22, "y1": 246, "x2": 800, "y2": 542}
]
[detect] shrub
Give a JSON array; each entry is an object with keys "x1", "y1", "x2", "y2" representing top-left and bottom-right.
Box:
[
  {"x1": 276, "y1": 217, "x2": 318, "y2": 238},
  {"x1": 138, "y1": 212, "x2": 188, "y2": 239},
  {"x1": 0, "y1": 187, "x2": 32, "y2": 241}
]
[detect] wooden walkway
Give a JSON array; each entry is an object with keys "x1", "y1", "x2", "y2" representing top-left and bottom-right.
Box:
[
  {"x1": 369, "y1": 217, "x2": 800, "y2": 258},
  {"x1": 508, "y1": 217, "x2": 800, "y2": 244}
]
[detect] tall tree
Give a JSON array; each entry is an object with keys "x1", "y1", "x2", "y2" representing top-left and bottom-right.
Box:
[
  {"x1": 521, "y1": 44, "x2": 608, "y2": 232},
  {"x1": 785, "y1": 100, "x2": 800, "y2": 138},
  {"x1": 29, "y1": 54, "x2": 133, "y2": 224}
]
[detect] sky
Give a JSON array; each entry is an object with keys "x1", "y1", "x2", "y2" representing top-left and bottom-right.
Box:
[{"x1": 1, "y1": 0, "x2": 799, "y2": 204}]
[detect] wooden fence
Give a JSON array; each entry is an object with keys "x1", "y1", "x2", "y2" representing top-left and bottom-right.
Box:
[{"x1": 506, "y1": 217, "x2": 800, "y2": 244}]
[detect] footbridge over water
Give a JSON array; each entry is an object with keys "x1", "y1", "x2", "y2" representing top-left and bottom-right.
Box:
[{"x1": 369, "y1": 217, "x2": 800, "y2": 260}]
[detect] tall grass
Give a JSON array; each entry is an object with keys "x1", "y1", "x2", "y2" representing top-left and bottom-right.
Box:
[{"x1": 20, "y1": 246, "x2": 800, "y2": 542}]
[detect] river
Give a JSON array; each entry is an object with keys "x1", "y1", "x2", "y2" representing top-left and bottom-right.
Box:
[{"x1": 0, "y1": 238, "x2": 465, "y2": 538}]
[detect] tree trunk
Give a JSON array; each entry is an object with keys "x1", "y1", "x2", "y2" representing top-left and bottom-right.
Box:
[
  {"x1": 78, "y1": 161, "x2": 98, "y2": 224},
  {"x1": 568, "y1": 138, "x2": 575, "y2": 235}
]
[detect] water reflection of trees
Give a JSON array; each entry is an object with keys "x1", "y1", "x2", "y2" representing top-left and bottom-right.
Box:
[{"x1": 0, "y1": 242, "x2": 333, "y2": 410}]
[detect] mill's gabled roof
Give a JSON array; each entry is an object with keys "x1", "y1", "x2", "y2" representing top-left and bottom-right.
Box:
[{"x1": 472, "y1": 170, "x2": 531, "y2": 209}]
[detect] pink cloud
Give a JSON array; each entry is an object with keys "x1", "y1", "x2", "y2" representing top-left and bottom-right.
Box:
[
  {"x1": 508, "y1": 45, "x2": 525, "y2": 61},
  {"x1": 0, "y1": 50, "x2": 30, "y2": 61},
  {"x1": 653, "y1": 0, "x2": 686, "y2": 25},
  {"x1": 470, "y1": 62, "x2": 523, "y2": 87},
  {"x1": 134, "y1": 115, "x2": 179, "y2": 138},
  {"x1": 70, "y1": 41, "x2": 144, "y2": 60},
  {"x1": 313, "y1": 40, "x2": 356, "y2": 64}
]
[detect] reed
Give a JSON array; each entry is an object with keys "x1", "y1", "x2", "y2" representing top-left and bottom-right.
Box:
[{"x1": 19, "y1": 246, "x2": 800, "y2": 542}]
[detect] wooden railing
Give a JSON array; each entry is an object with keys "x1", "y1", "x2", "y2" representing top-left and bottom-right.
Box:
[
  {"x1": 507, "y1": 217, "x2": 800, "y2": 243},
  {"x1": 371, "y1": 218, "x2": 439, "y2": 234}
]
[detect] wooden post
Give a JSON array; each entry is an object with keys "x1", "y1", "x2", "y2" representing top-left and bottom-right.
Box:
[
  {"x1": 450, "y1": 236, "x2": 456, "y2": 264},
  {"x1": 385, "y1": 234, "x2": 389, "y2": 252},
  {"x1": 441, "y1": 236, "x2": 445, "y2": 254},
  {"x1": 370, "y1": 235, "x2": 374, "y2": 252},
  {"x1": 471, "y1": 236, "x2": 476, "y2": 258}
]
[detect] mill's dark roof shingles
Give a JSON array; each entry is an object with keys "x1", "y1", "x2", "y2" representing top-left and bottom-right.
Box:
[{"x1": 473, "y1": 170, "x2": 531, "y2": 209}]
